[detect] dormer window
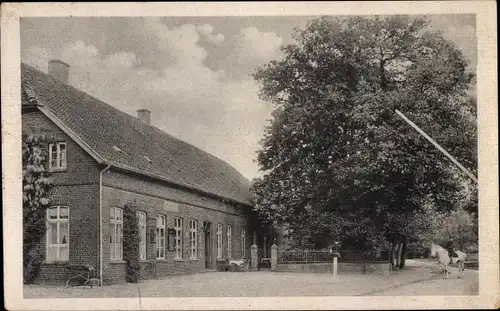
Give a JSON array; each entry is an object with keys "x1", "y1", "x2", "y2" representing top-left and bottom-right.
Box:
[{"x1": 49, "y1": 142, "x2": 67, "y2": 171}]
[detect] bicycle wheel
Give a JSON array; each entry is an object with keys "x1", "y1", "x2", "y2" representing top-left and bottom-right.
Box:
[
  {"x1": 238, "y1": 263, "x2": 248, "y2": 272},
  {"x1": 230, "y1": 263, "x2": 239, "y2": 272},
  {"x1": 84, "y1": 278, "x2": 100, "y2": 288},
  {"x1": 66, "y1": 275, "x2": 84, "y2": 287}
]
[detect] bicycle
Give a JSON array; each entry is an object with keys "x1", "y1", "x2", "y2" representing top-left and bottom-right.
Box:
[{"x1": 65, "y1": 264, "x2": 101, "y2": 288}]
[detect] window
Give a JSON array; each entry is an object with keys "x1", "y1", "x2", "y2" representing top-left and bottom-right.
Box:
[
  {"x1": 227, "y1": 225, "x2": 232, "y2": 259},
  {"x1": 174, "y1": 217, "x2": 183, "y2": 259},
  {"x1": 49, "y1": 142, "x2": 67, "y2": 170},
  {"x1": 241, "y1": 228, "x2": 246, "y2": 258},
  {"x1": 216, "y1": 224, "x2": 223, "y2": 259},
  {"x1": 137, "y1": 211, "x2": 147, "y2": 260},
  {"x1": 110, "y1": 207, "x2": 123, "y2": 261},
  {"x1": 46, "y1": 206, "x2": 69, "y2": 262},
  {"x1": 189, "y1": 220, "x2": 198, "y2": 259},
  {"x1": 156, "y1": 215, "x2": 166, "y2": 259}
]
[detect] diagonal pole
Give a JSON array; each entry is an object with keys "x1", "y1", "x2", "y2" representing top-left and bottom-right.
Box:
[{"x1": 395, "y1": 109, "x2": 478, "y2": 184}]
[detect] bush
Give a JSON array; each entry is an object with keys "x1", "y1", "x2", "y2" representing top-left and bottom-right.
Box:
[
  {"x1": 123, "y1": 203, "x2": 141, "y2": 283},
  {"x1": 23, "y1": 244, "x2": 45, "y2": 284},
  {"x1": 126, "y1": 261, "x2": 141, "y2": 283}
]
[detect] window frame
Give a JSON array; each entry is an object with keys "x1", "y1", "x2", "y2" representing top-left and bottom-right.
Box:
[
  {"x1": 241, "y1": 228, "x2": 246, "y2": 258},
  {"x1": 174, "y1": 217, "x2": 183, "y2": 260},
  {"x1": 156, "y1": 215, "x2": 166, "y2": 259},
  {"x1": 46, "y1": 206, "x2": 69, "y2": 262},
  {"x1": 216, "y1": 224, "x2": 223, "y2": 259},
  {"x1": 227, "y1": 225, "x2": 232, "y2": 259},
  {"x1": 189, "y1": 219, "x2": 198, "y2": 259},
  {"x1": 48, "y1": 141, "x2": 67, "y2": 171},
  {"x1": 110, "y1": 207, "x2": 123, "y2": 261},
  {"x1": 137, "y1": 211, "x2": 147, "y2": 260}
]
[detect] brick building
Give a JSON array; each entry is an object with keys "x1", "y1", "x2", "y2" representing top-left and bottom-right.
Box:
[{"x1": 22, "y1": 60, "x2": 273, "y2": 285}]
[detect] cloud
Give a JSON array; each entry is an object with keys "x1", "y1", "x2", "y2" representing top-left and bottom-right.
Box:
[
  {"x1": 426, "y1": 16, "x2": 477, "y2": 71},
  {"x1": 196, "y1": 23, "x2": 225, "y2": 45},
  {"x1": 236, "y1": 27, "x2": 283, "y2": 61},
  {"x1": 220, "y1": 26, "x2": 284, "y2": 79},
  {"x1": 142, "y1": 20, "x2": 207, "y2": 65},
  {"x1": 196, "y1": 24, "x2": 214, "y2": 36},
  {"x1": 207, "y1": 33, "x2": 225, "y2": 45},
  {"x1": 442, "y1": 24, "x2": 477, "y2": 69},
  {"x1": 62, "y1": 40, "x2": 99, "y2": 59},
  {"x1": 23, "y1": 45, "x2": 51, "y2": 72},
  {"x1": 103, "y1": 51, "x2": 137, "y2": 69}
]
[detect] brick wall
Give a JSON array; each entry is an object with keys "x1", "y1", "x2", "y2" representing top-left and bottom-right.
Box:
[
  {"x1": 23, "y1": 110, "x2": 101, "y2": 284},
  {"x1": 23, "y1": 109, "x2": 254, "y2": 285},
  {"x1": 35, "y1": 263, "x2": 71, "y2": 284},
  {"x1": 101, "y1": 170, "x2": 252, "y2": 284},
  {"x1": 45, "y1": 184, "x2": 100, "y2": 263},
  {"x1": 23, "y1": 110, "x2": 100, "y2": 185}
]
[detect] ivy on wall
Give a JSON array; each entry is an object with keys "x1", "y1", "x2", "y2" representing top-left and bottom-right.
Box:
[
  {"x1": 123, "y1": 202, "x2": 141, "y2": 283},
  {"x1": 23, "y1": 134, "x2": 54, "y2": 283}
]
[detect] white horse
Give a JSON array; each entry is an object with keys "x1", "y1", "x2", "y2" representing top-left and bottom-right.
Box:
[{"x1": 430, "y1": 243, "x2": 467, "y2": 278}]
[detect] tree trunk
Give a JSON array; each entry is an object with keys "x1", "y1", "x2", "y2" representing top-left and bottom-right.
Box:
[
  {"x1": 389, "y1": 242, "x2": 396, "y2": 269},
  {"x1": 398, "y1": 241, "x2": 407, "y2": 269},
  {"x1": 396, "y1": 243, "x2": 403, "y2": 268},
  {"x1": 458, "y1": 226, "x2": 464, "y2": 250}
]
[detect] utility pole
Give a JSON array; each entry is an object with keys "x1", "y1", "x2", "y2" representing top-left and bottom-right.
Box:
[{"x1": 395, "y1": 109, "x2": 478, "y2": 184}]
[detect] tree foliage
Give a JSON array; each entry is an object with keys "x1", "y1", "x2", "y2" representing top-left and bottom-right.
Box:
[
  {"x1": 23, "y1": 134, "x2": 53, "y2": 283},
  {"x1": 251, "y1": 16, "x2": 477, "y2": 251},
  {"x1": 123, "y1": 202, "x2": 141, "y2": 283},
  {"x1": 433, "y1": 208, "x2": 478, "y2": 251}
]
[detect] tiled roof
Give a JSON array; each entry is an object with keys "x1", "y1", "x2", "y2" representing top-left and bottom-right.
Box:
[{"x1": 21, "y1": 63, "x2": 252, "y2": 205}]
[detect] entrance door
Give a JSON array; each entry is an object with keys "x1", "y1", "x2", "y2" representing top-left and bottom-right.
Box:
[{"x1": 204, "y1": 221, "x2": 212, "y2": 269}]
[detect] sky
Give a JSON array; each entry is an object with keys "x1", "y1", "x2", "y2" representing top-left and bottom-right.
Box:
[{"x1": 20, "y1": 15, "x2": 477, "y2": 180}]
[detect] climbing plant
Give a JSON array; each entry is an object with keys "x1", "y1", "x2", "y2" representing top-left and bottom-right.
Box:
[
  {"x1": 23, "y1": 134, "x2": 53, "y2": 283},
  {"x1": 123, "y1": 202, "x2": 141, "y2": 283}
]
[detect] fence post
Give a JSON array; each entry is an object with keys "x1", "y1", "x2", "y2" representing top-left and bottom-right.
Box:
[
  {"x1": 332, "y1": 251, "x2": 339, "y2": 279},
  {"x1": 251, "y1": 244, "x2": 258, "y2": 271},
  {"x1": 271, "y1": 244, "x2": 278, "y2": 271}
]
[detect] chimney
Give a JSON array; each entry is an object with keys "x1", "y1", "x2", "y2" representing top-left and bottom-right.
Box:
[
  {"x1": 137, "y1": 109, "x2": 151, "y2": 125},
  {"x1": 48, "y1": 59, "x2": 70, "y2": 83}
]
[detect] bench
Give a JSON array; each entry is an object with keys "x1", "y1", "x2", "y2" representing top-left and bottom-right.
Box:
[
  {"x1": 65, "y1": 264, "x2": 100, "y2": 288},
  {"x1": 141, "y1": 260, "x2": 158, "y2": 279}
]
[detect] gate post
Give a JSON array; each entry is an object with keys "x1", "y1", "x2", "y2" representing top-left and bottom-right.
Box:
[
  {"x1": 332, "y1": 251, "x2": 340, "y2": 279},
  {"x1": 251, "y1": 244, "x2": 258, "y2": 271},
  {"x1": 271, "y1": 244, "x2": 278, "y2": 271}
]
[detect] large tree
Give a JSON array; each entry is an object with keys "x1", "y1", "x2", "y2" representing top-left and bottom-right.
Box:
[{"x1": 251, "y1": 16, "x2": 477, "y2": 267}]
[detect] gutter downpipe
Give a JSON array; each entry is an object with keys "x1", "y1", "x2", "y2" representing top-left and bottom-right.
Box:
[{"x1": 99, "y1": 164, "x2": 111, "y2": 287}]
